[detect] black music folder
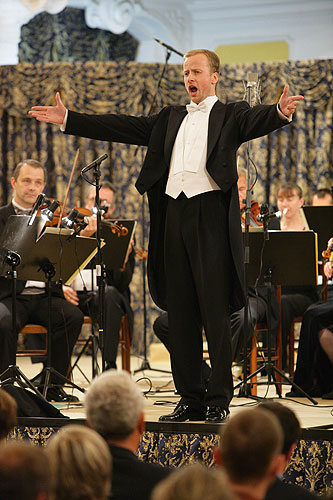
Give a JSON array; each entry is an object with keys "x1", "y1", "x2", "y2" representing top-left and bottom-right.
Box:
[
  {"x1": 100, "y1": 219, "x2": 137, "y2": 269},
  {"x1": 245, "y1": 230, "x2": 318, "y2": 287},
  {"x1": 302, "y1": 205, "x2": 333, "y2": 260}
]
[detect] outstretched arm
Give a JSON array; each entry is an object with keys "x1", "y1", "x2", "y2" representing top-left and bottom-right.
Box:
[
  {"x1": 278, "y1": 84, "x2": 304, "y2": 117},
  {"x1": 29, "y1": 92, "x2": 66, "y2": 124}
]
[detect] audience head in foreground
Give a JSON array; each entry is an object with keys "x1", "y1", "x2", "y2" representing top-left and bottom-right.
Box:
[
  {"x1": 46, "y1": 424, "x2": 112, "y2": 500},
  {"x1": 259, "y1": 401, "x2": 300, "y2": 462},
  {"x1": 215, "y1": 408, "x2": 283, "y2": 500},
  {"x1": 259, "y1": 402, "x2": 318, "y2": 499},
  {"x1": 0, "y1": 440, "x2": 50, "y2": 500},
  {"x1": 85, "y1": 370, "x2": 170, "y2": 500},
  {"x1": 0, "y1": 388, "x2": 17, "y2": 442},
  {"x1": 85, "y1": 369, "x2": 145, "y2": 446},
  {"x1": 151, "y1": 462, "x2": 236, "y2": 500}
]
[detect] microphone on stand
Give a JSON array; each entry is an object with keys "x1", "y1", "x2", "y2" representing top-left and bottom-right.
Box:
[
  {"x1": 154, "y1": 38, "x2": 184, "y2": 58},
  {"x1": 244, "y1": 72, "x2": 261, "y2": 107},
  {"x1": 28, "y1": 193, "x2": 46, "y2": 226},
  {"x1": 257, "y1": 207, "x2": 288, "y2": 223},
  {"x1": 81, "y1": 154, "x2": 108, "y2": 174}
]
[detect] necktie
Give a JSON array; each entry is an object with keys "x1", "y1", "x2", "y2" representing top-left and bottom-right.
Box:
[{"x1": 186, "y1": 101, "x2": 208, "y2": 113}]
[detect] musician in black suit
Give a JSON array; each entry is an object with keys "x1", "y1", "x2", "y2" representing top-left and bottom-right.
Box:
[
  {"x1": 260, "y1": 402, "x2": 318, "y2": 499},
  {"x1": 0, "y1": 159, "x2": 83, "y2": 402},
  {"x1": 29, "y1": 49, "x2": 303, "y2": 421},
  {"x1": 85, "y1": 370, "x2": 170, "y2": 500}
]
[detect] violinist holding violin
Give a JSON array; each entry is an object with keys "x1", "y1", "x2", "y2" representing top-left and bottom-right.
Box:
[
  {"x1": 0, "y1": 159, "x2": 84, "y2": 402},
  {"x1": 62, "y1": 182, "x2": 135, "y2": 370}
]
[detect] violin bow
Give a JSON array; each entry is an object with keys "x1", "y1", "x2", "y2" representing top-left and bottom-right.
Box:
[{"x1": 57, "y1": 148, "x2": 80, "y2": 228}]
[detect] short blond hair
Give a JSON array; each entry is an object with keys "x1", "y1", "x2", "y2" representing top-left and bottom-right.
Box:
[
  {"x1": 47, "y1": 424, "x2": 112, "y2": 500},
  {"x1": 184, "y1": 49, "x2": 220, "y2": 74},
  {"x1": 152, "y1": 463, "x2": 236, "y2": 500},
  {"x1": 0, "y1": 389, "x2": 17, "y2": 440}
]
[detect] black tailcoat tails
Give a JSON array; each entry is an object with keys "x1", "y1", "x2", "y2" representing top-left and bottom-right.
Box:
[{"x1": 65, "y1": 99, "x2": 289, "y2": 409}]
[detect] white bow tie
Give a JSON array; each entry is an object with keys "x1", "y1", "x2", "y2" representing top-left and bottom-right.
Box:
[{"x1": 186, "y1": 101, "x2": 208, "y2": 113}]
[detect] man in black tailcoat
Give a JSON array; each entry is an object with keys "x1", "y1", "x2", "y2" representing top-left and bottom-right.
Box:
[{"x1": 29, "y1": 49, "x2": 303, "y2": 421}]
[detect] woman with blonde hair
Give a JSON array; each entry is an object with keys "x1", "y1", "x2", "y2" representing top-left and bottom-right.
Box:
[
  {"x1": 46, "y1": 424, "x2": 112, "y2": 500},
  {"x1": 151, "y1": 462, "x2": 235, "y2": 500}
]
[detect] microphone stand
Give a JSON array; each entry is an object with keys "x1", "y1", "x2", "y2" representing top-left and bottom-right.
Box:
[
  {"x1": 236, "y1": 77, "x2": 258, "y2": 398},
  {"x1": 134, "y1": 43, "x2": 180, "y2": 375},
  {"x1": 81, "y1": 154, "x2": 108, "y2": 372}
]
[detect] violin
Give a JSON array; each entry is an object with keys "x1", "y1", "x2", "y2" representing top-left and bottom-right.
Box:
[
  {"x1": 322, "y1": 244, "x2": 333, "y2": 261},
  {"x1": 240, "y1": 200, "x2": 263, "y2": 227}
]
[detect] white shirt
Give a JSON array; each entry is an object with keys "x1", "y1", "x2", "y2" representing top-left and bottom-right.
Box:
[{"x1": 165, "y1": 95, "x2": 220, "y2": 199}]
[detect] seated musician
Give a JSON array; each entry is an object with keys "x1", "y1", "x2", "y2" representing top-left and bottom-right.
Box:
[
  {"x1": 154, "y1": 167, "x2": 280, "y2": 383},
  {"x1": 312, "y1": 188, "x2": 333, "y2": 206},
  {"x1": 0, "y1": 159, "x2": 83, "y2": 402},
  {"x1": 63, "y1": 182, "x2": 135, "y2": 370},
  {"x1": 286, "y1": 239, "x2": 333, "y2": 399},
  {"x1": 269, "y1": 182, "x2": 318, "y2": 372}
]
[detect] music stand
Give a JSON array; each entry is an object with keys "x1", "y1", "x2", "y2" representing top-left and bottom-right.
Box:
[
  {"x1": 235, "y1": 229, "x2": 319, "y2": 405},
  {"x1": 0, "y1": 217, "x2": 98, "y2": 398},
  {"x1": 302, "y1": 206, "x2": 333, "y2": 261}
]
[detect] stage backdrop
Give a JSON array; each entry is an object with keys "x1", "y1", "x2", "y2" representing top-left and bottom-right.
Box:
[{"x1": 0, "y1": 59, "x2": 332, "y2": 354}]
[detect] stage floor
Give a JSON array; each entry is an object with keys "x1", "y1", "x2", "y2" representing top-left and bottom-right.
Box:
[{"x1": 15, "y1": 342, "x2": 333, "y2": 430}]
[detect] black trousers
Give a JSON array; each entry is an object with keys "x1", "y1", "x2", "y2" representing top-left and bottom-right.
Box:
[
  {"x1": 0, "y1": 294, "x2": 83, "y2": 384},
  {"x1": 78, "y1": 286, "x2": 128, "y2": 368},
  {"x1": 153, "y1": 296, "x2": 266, "y2": 381},
  {"x1": 165, "y1": 191, "x2": 233, "y2": 410},
  {"x1": 293, "y1": 300, "x2": 333, "y2": 395}
]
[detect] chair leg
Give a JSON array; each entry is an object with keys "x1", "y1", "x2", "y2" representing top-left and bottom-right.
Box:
[
  {"x1": 250, "y1": 331, "x2": 257, "y2": 396},
  {"x1": 120, "y1": 315, "x2": 131, "y2": 373},
  {"x1": 289, "y1": 321, "x2": 295, "y2": 377}
]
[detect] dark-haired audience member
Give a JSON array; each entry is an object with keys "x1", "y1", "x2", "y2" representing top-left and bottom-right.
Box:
[
  {"x1": 0, "y1": 389, "x2": 17, "y2": 443},
  {"x1": 214, "y1": 408, "x2": 284, "y2": 500},
  {"x1": 286, "y1": 251, "x2": 333, "y2": 399},
  {"x1": 312, "y1": 188, "x2": 333, "y2": 206},
  {"x1": 0, "y1": 441, "x2": 50, "y2": 500},
  {"x1": 260, "y1": 402, "x2": 318, "y2": 499},
  {"x1": 85, "y1": 370, "x2": 170, "y2": 500},
  {"x1": 269, "y1": 182, "x2": 318, "y2": 371},
  {"x1": 47, "y1": 424, "x2": 112, "y2": 500},
  {"x1": 63, "y1": 182, "x2": 135, "y2": 370},
  {"x1": 152, "y1": 463, "x2": 236, "y2": 500}
]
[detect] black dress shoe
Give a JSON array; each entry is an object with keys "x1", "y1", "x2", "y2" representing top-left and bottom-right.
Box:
[
  {"x1": 45, "y1": 387, "x2": 80, "y2": 403},
  {"x1": 322, "y1": 390, "x2": 333, "y2": 400},
  {"x1": 159, "y1": 404, "x2": 205, "y2": 422},
  {"x1": 205, "y1": 406, "x2": 230, "y2": 423},
  {"x1": 285, "y1": 386, "x2": 322, "y2": 398}
]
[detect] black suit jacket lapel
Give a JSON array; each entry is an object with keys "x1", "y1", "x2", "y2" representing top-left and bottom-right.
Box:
[
  {"x1": 207, "y1": 100, "x2": 227, "y2": 161},
  {"x1": 164, "y1": 106, "x2": 187, "y2": 165}
]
